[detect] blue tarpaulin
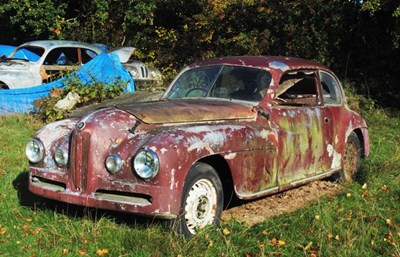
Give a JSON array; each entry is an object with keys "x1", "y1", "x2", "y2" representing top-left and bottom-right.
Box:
[{"x1": 0, "y1": 52, "x2": 134, "y2": 115}]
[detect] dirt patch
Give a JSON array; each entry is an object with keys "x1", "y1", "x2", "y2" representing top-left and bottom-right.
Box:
[{"x1": 221, "y1": 180, "x2": 342, "y2": 227}]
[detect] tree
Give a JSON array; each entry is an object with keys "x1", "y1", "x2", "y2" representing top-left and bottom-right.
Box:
[{"x1": 0, "y1": 0, "x2": 68, "y2": 44}]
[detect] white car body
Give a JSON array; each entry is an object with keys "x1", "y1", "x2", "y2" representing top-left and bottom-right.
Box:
[{"x1": 0, "y1": 40, "x2": 162, "y2": 89}]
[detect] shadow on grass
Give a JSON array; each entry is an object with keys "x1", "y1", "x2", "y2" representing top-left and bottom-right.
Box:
[
  {"x1": 12, "y1": 171, "x2": 162, "y2": 230},
  {"x1": 355, "y1": 162, "x2": 369, "y2": 185}
]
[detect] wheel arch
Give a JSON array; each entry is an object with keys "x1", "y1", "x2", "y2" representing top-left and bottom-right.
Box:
[
  {"x1": 195, "y1": 154, "x2": 235, "y2": 208},
  {"x1": 352, "y1": 128, "x2": 367, "y2": 158},
  {"x1": 0, "y1": 81, "x2": 9, "y2": 89}
]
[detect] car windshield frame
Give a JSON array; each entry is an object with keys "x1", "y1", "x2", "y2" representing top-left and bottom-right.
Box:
[{"x1": 165, "y1": 65, "x2": 272, "y2": 102}]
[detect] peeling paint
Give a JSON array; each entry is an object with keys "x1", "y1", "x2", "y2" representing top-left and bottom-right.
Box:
[
  {"x1": 187, "y1": 140, "x2": 214, "y2": 154},
  {"x1": 224, "y1": 152, "x2": 237, "y2": 160},
  {"x1": 269, "y1": 61, "x2": 289, "y2": 71}
]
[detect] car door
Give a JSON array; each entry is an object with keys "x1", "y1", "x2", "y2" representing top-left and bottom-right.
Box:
[
  {"x1": 41, "y1": 47, "x2": 80, "y2": 83},
  {"x1": 269, "y1": 70, "x2": 334, "y2": 186},
  {"x1": 317, "y1": 70, "x2": 344, "y2": 171}
]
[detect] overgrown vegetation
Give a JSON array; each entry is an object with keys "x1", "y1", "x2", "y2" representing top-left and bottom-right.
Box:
[
  {"x1": 0, "y1": 88, "x2": 399, "y2": 256},
  {"x1": 35, "y1": 76, "x2": 127, "y2": 122},
  {"x1": 0, "y1": 0, "x2": 399, "y2": 107}
]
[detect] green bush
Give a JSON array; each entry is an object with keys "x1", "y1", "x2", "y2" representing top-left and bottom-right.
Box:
[{"x1": 35, "y1": 76, "x2": 127, "y2": 122}]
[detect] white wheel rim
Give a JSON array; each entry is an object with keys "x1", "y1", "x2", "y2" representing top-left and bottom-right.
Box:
[{"x1": 184, "y1": 178, "x2": 218, "y2": 235}]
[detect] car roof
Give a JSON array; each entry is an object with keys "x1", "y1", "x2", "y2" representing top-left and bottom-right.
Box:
[
  {"x1": 18, "y1": 40, "x2": 102, "y2": 52},
  {"x1": 188, "y1": 56, "x2": 332, "y2": 73}
]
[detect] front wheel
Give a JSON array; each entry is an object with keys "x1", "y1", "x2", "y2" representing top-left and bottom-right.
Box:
[
  {"x1": 341, "y1": 131, "x2": 362, "y2": 183},
  {"x1": 177, "y1": 162, "x2": 223, "y2": 237}
]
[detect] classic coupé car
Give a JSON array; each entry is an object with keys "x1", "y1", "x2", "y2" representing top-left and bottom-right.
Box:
[
  {"x1": 0, "y1": 40, "x2": 161, "y2": 89},
  {"x1": 26, "y1": 56, "x2": 369, "y2": 236}
]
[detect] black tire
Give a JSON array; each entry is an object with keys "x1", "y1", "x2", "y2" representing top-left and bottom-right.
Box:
[
  {"x1": 176, "y1": 162, "x2": 223, "y2": 237},
  {"x1": 340, "y1": 131, "x2": 362, "y2": 183}
]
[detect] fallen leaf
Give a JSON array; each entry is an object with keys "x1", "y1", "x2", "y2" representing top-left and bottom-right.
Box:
[
  {"x1": 32, "y1": 228, "x2": 42, "y2": 235},
  {"x1": 0, "y1": 227, "x2": 7, "y2": 235},
  {"x1": 346, "y1": 193, "x2": 351, "y2": 198},
  {"x1": 304, "y1": 242, "x2": 313, "y2": 251},
  {"x1": 278, "y1": 240, "x2": 286, "y2": 246},
  {"x1": 223, "y1": 228, "x2": 231, "y2": 235},
  {"x1": 362, "y1": 183, "x2": 367, "y2": 190},
  {"x1": 386, "y1": 219, "x2": 394, "y2": 228},
  {"x1": 96, "y1": 248, "x2": 109, "y2": 256}
]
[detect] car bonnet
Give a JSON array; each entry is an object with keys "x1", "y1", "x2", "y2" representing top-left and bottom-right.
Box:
[{"x1": 115, "y1": 98, "x2": 257, "y2": 124}]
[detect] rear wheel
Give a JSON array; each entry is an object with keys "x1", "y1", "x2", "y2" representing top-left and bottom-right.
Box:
[
  {"x1": 177, "y1": 162, "x2": 223, "y2": 237},
  {"x1": 341, "y1": 131, "x2": 362, "y2": 183}
]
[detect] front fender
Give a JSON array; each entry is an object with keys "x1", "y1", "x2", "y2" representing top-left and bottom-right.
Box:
[{"x1": 0, "y1": 69, "x2": 36, "y2": 89}]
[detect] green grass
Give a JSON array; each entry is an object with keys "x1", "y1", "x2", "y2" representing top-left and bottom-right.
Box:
[{"x1": 0, "y1": 106, "x2": 399, "y2": 256}]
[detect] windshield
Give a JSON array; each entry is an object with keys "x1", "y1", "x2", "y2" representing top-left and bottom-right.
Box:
[
  {"x1": 9, "y1": 46, "x2": 43, "y2": 62},
  {"x1": 166, "y1": 65, "x2": 271, "y2": 102}
]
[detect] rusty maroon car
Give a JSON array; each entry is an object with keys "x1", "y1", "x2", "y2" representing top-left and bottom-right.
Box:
[{"x1": 26, "y1": 56, "x2": 369, "y2": 236}]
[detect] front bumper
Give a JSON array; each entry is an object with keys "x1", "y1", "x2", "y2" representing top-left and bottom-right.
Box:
[{"x1": 28, "y1": 167, "x2": 179, "y2": 219}]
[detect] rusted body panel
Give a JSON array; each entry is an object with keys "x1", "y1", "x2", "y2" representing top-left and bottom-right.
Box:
[{"x1": 27, "y1": 56, "x2": 369, "y2": 220}]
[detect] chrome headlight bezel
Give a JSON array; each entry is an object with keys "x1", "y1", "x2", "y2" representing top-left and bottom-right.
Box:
[
  {"x1": 129, "y1": 67, "x2": 139, "y2": 78},
  {"x1": 133, "y1": 148, "x2": 160, "y2": 180},
  {"x1": 105, "y1": 154, "x2": 123, "y2": 174},
  {"x1": 54, "y1": 148, "x2": 68, "y2": 167},
  {"x1": 150, "y1": 71, "x2": 157, "y2": 78},
  {"x1": 26, "y1": 138, "x2": 44, "y2": 163}
]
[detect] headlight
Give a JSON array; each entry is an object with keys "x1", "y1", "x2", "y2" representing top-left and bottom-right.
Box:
[
  {"x1": 105, "y1": 154, "x2": 123, "y2": 174},
  {"x1": 133, "y1": 148, "x2": 159, "y2": 180},
  {"x1": 129, "y1": 67, "x2": 139, "y2": 78},
  {"x1": 54, "y1": 148, "x2": 68, "y2": 167},
  {"x1": 150, "y1": 71, "x2": 157, "y2": 78},
  {"x1": 26, "y1": 138, "x2": 44, "y2": 163}
]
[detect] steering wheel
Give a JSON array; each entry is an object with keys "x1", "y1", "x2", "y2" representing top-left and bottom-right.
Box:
[{"x1": 185, "y1": 87, "x2": 208, "y2": 97}]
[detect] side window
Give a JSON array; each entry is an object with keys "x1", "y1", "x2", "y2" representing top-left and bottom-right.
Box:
[
  {"x1": 320, "y1": 71, "x2": 342, "y2": 105},
  {"x1": 211, "y1": 66, "x2": 271, "y2": 101},
  {"x1": 45, "y1": 48, "x2": 78, "y2": 66},
  {"x1": 81, "y1": 49, "x2": 97, "y2": 64},
  {"x1": 44, "y1": 49, "x2": 64, "y2": 65},
  {"x1": 274, "y1": 71, "x2": 318, "y2": 106}
]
